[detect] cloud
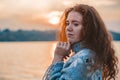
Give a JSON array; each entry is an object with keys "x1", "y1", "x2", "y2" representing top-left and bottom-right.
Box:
[
  {"x1": 0, "y1": 0, "x2": 119, "y2": 31},
  {"x1": 0, "y1": 0, "x2": 119, "y2": 18}
]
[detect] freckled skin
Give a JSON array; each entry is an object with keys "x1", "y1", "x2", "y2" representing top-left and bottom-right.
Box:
[{"x1": 66, "y1": 11, "x2": 83, "y2": 45}]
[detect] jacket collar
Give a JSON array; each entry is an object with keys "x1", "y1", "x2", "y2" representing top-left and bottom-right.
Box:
[{"x1": 71, "y1": 41, "x2": 86, "y2": 53}]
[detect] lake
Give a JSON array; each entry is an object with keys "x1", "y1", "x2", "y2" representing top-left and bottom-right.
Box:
[{"x1": 0, "y1": 41, "x2": 120, "y2": 80}]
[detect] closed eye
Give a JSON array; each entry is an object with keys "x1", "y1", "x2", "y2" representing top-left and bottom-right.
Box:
[
  {"x1": 66, "y1": 21, "x2": 69, "y2": 26},
  {"x1": 73, "y1": 22, "x2": 79, "y2": 27},
  {"x1": 74, "y1": 23, "x2": 79, "y2": 26}
]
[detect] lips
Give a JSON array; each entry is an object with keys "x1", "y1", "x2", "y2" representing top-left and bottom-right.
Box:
[{"x1": 67, "y1": 33, "x2": 73, "y2": 37}]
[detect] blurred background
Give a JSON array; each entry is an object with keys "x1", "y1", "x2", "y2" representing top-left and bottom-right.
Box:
[{"x1": 0, "y1": 0, "x2": 120, "y2": 80}]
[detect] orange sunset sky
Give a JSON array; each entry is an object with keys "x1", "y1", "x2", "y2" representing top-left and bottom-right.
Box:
[{"x1": 0, "y1": 0, "x2": 120, "y2": 32}]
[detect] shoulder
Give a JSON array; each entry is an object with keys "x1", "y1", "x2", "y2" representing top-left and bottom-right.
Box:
[
  {"x1": 75, "y1": 48, "x2": 96, "y2": 58},
  {"x1": 72, "y1": 48, "x2": 96, "y2": 66}
]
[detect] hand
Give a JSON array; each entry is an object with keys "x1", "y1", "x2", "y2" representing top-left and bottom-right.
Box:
[{"x1": 52, "y1": 41, "x2": 71, "y2": 63}]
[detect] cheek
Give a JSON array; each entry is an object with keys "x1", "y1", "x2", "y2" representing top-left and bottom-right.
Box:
[
  {"x1": 75, "y1": 29, "x2": 83, "y2": 39},
  {"x1": 76, "y1": 29, "x2": 82, "y2": 36}
]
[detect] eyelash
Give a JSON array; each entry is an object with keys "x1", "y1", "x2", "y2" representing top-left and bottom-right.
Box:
[
  {"x1": 66, "y1": 22, "x2": 69, "y2": 26},
  {"x1": 66, "y1": 22, "x2": 79, "y2": 26},
  {"x1": 74, "y1": 23, "x2": 79, "y2": 26}
]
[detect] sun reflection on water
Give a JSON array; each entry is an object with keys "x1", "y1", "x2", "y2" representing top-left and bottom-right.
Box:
[{"x1": 51, "y1": 42, "x2": 57, "y2": 59}]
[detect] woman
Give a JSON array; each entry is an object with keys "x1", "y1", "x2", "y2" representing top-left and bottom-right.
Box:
[{"x1": 43, "y1": 4, "x2": 118, "y2": 80}]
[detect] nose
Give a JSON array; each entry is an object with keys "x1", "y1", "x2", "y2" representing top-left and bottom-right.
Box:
[{"x1": 66, "y1": 24, "x2": 73, "y2": 32}]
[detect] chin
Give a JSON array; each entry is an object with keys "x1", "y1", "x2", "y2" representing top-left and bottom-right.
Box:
[
  {"x1": 68, "y1": 39, "x2": 81, "y2": 45},
  {"x1": 68, "y1": 39, "x2": 75, "y2": 45}
]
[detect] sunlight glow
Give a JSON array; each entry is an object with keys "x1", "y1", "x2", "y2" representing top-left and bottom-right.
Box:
[
  {"x1": 0, "y1": 0, "x2": 119, "y2": 31},
  {"x1": 63, "y1": 1, "x2": 72, "y2": 6},
  {"x1": 51, "y1": 42, "x2": 57, "y2": 58},
  {"x1": 47, "y1": 11, "x2": 62, "y2": 25},
  {"x1": 93, "y1": 0, "x2": 117, "y2": 6},
  {"x1": 49, "y1": 17, "x2": 59, "y2": 25}
]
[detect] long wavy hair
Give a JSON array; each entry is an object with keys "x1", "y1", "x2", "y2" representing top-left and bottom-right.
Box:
[{"x1": 59, "y1": 4, "x2": 118, "y2": 80}]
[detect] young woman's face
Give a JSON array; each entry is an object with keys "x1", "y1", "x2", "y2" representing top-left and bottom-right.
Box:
[{"x1": 65, "y1": 11, "x2": 83, "y2": 44}]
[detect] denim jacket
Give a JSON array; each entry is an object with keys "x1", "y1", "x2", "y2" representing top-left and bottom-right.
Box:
[{"x1": 43, "y1": 42, "x2": 102, "y2": 80}]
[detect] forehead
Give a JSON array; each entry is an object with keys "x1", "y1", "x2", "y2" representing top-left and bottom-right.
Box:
[{"x1": 66, "y1": 11, "x2": 83, "y2": 22}]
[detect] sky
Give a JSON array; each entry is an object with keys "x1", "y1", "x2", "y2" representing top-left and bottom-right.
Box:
[{"x1": 0, "y1": 0, "x2": 120, "y2": 32}]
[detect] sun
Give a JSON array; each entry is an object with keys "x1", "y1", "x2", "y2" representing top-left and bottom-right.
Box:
[
  {"x1": 47, "y1": 11, "x2": 62, "y2": 25},
  {"x1": 49, "y1": 16, "x2": 59, "y2": 25}
]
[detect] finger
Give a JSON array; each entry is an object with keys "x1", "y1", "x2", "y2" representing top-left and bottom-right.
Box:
[
  {"x1": 58, "y1": 41, "x2": 63, "y2": 47},
  {"x1": 66, "y1": 41, "x2": 70, "y2": 50},
  {"x1": 61, "y1": 42, "x2": 66, "y2": 48},
  {"x1": 67, "y1": 55, "x2": 70, "y2": 57},
  {"x1": 65, "y1": 42, "x2": 68, "y2": 48},
  {"x1": 64, "y1": 56, "x2": 67, "y2": 59},
  {"x1": 60, "y1": 42, "x2": 64, "y2": 47},
  {"x1": 63, "y1": 42, "x2": 67, "y2": 49}
]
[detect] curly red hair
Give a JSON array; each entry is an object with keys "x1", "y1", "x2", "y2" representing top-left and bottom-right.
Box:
[{"x1": 59, "y1": 4, "x2": 118, "y2": 80}]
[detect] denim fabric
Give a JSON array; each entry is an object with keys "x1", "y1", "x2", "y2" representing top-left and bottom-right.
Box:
[{"x1": 43, "y1": 42, "x2": 102, "y2": 80}]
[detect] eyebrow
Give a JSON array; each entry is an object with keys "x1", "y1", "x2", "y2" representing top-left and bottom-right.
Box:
[{"x1": 66, "y1": 20, "x2": 81, "y2": 23}]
